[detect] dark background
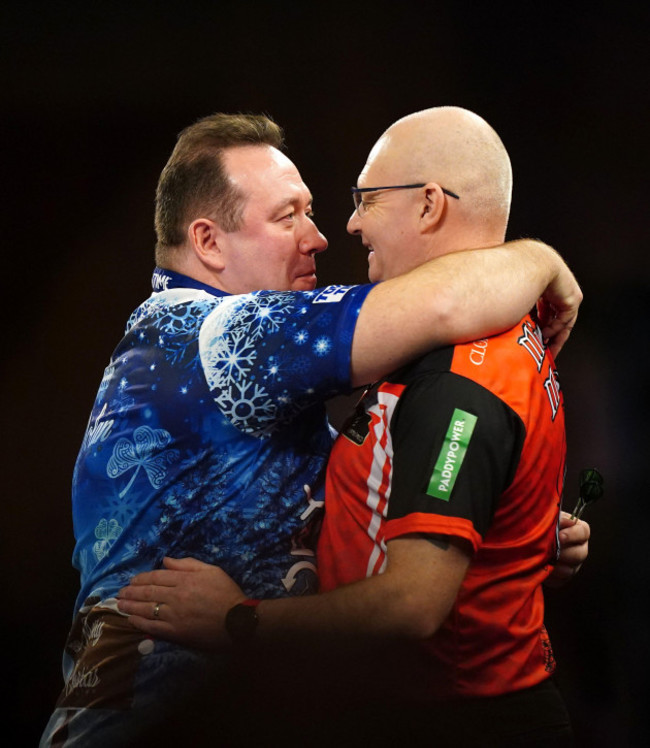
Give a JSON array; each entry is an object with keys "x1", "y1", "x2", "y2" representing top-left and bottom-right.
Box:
[{"x1": 2, "y1": 1, "x2": 648, "y2": 744}]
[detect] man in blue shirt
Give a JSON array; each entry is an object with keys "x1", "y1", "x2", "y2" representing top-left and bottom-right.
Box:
[{"x1": 41, "y1": 113, "x2": 581, "y2": 747}]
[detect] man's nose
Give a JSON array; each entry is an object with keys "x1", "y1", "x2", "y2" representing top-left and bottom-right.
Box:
[
  {"x1": 300, "y1": 220, "x2": 328, "y2": 254},
  {"x1": 347, "y1": 209, "x2": 361, "y2": 235}
]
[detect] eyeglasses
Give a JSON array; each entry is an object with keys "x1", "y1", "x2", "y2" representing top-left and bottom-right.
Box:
[{"x1": 351, "y1": 182, "x2": 460, "y2": 216}]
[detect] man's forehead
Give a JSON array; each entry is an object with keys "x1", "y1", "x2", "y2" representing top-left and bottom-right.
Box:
[
  {"x1": 224, "y1": 145, "x2": 294, "y2": 178},
  {"x1": 357, "y1": 134, "x2": 397, "y2": 186},
  {"x1": 225, "y1": 145, "x2": 308, "y2": 191},
  {"x1": 223, "y1": 144, "x2": 313, "y2": 217}
]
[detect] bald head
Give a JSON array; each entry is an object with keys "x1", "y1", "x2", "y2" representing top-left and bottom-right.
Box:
[{"x1": 366, "y1": 106, "x2": 513, "y2": 240}]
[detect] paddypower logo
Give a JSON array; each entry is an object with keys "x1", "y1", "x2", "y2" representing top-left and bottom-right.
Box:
[{"x1": 427, "y1": 408, "x2": 477, "y2": 501}]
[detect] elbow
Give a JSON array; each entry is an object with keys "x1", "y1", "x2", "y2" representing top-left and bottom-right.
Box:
[
  {"x1": 402, "y1": 613, "x2": 446, "y2": 641},
  {"x1": 399, "y1": 620, "x2": 439, "y2": 641}
]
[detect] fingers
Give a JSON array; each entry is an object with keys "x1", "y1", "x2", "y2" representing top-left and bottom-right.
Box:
[
  {"x1": 131, "y1": 559, "x2": 225, "y2": 588},
  {"x1": 546, "y1": 327, "x2": 572, "y2": 359},
  {"x1": 556, "y1": 542, "x2": 588, "y2": 567},
  {"x1": 117, "y1": 591, "x2": 186, "y2": 639},
  {"x1": 559, "y1": 514, "x2": 591, "y2": 546},
  {"x1": 546, "y1": 514, "x2": 590, "y2": 589},
  {"x1": 118, "y1": 582, "x2": 169, "y2": 606},
  {"x1": 130, "y1": 569, "x2": 182, "y2": 587},
  {"x1": 162, "y1": 556, "x2": 210, "y2": 571},
  {"x1": 129, "y1": 557, "x2": 210, "y2": 586},
  {"x1": 126, "y1": 614, "x2": 181, "y2": 642},
  {"x1": 119, "y1": 598, "x2": 166, "y2": 619},
  {"x1": 541, "y1": 315, "x2": 576, "y2": 359},
  {"x1": 561, "y1": 523, "x2": 591, "y2": 543},
  {"x1": 119, "y1": 588, "x2": 227, "y2": 650}
]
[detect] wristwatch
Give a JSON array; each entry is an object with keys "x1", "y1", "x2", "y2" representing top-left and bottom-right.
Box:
[{"x1": 225, "y1": 599, "x2": 260, "y2": 644}]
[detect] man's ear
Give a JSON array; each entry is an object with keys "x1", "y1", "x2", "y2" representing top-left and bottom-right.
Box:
[
  {"x1": 187, "y1": 218, "x2": 226, "y2": 271},
  {"x1": 419, "y1": 183, "x2": 447, "y2": 232}
]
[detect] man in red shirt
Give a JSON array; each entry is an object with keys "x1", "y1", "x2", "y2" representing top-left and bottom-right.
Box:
[{"x1": 119, "y1": 107, "x2": 589, "y2": 746}]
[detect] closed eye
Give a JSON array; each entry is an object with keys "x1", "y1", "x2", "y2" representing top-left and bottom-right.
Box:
[{"x1": 281, "y1": 208, "x2": 315, "y2": 222}]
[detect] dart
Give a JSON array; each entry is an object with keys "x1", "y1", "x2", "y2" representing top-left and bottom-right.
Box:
[{"x1": 570, "y1": 468, "x2": 604, "y2": 520}]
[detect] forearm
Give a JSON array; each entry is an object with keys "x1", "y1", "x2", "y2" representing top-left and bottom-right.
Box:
[
  {"x1": 256, "y1": 571, "x2": 430, "y2": 643},
  {"x1": 404, "y1": 238, "x2": 558, "y2": 337},
  {"x1": 253, "y1": 536, "x2": 469, "y2": 644},
  {"x1": 350, "y1": 239, "x2": 581, "y2": 386},
  {"x1": 116, "y1": 539, "x2": 470, "y2": 649}
]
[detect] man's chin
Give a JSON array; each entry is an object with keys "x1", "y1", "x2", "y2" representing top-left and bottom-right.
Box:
[
  {"x1": 292, "y1": 274, "x2": 318, "y2": 291},
  {"x1": 367, "y1": 252, "x2": 381, "y2": 283}
]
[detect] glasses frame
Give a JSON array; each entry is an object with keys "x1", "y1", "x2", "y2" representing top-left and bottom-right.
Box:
[{"x1": 351, "y1": 182, "x2": 460, "y2": 216}]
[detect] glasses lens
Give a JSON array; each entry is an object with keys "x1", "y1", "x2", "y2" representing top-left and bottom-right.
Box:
[{"x1": 353, "y1": 191, "x2": 367, "y2": 216}]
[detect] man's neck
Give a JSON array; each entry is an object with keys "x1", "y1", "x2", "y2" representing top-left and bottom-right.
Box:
[
  {"x1": 164, "y1": 252, "x2": 229, "y2": 294},
  {"x1": 430, "y1": 224, "x2": 506, "y2": 256}
]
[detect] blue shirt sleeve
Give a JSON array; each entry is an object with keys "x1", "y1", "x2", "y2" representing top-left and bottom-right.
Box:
[{"x1": 199, "y1": 284, "x2": 374, "y2": 436}]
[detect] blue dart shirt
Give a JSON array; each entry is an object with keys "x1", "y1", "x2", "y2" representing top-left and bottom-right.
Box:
[{"x1": 71, "y1": 268, "x2": 373, "y2": 611}]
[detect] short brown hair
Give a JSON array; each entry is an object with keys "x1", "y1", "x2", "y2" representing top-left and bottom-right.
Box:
[{"x1": 154, "y1": 113, "x2": 284, "y2": 265}]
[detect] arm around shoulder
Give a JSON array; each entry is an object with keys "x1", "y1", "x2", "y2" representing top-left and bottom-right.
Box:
[{"x1": 349, "y1": 239, "x2": 581, "y2": 386}]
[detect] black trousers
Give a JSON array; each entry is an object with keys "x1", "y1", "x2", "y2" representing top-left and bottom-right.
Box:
[{"x1": 308, "y1": 678, "x2": 574, "y2": 748}]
